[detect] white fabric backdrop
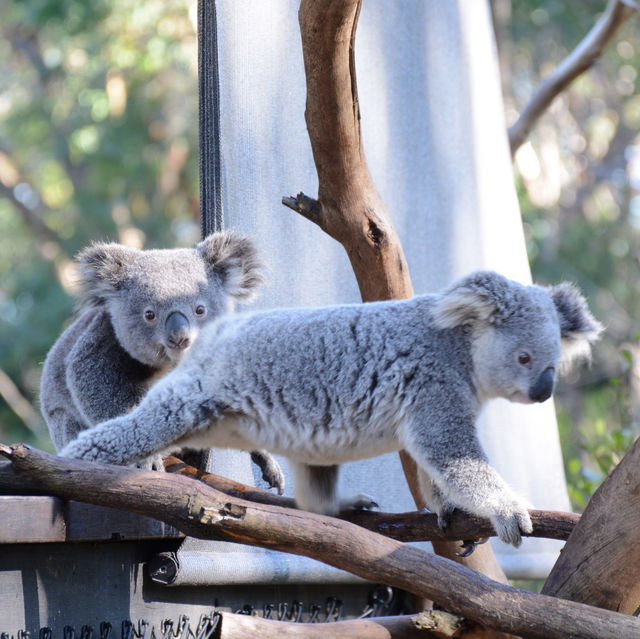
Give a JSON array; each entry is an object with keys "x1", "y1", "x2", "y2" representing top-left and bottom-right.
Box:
[{"x1": 178, "y1": 0, "x2": 570, "y2": 582}]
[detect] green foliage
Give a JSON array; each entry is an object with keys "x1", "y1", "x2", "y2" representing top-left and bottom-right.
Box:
[
  {"x1": 498, "y1": 1, "x2": 640, "y2": 510},
  {"x1": 0, "y1": 0, "x2": 198, "y2": 447}
]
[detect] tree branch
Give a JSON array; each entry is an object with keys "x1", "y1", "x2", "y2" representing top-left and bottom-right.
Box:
[
  {"x1": 0, "y1": 367, "x2": 46, "y2": 437},
  {"x1": 285, "y1": 0, "x2": 509, "y2": 596},
  {"x1": 212, "y1": 609, "x2": 481, "y2": 638},
  {"x1": 163, "y1": 456, "x2": 578, "y2": 544},
  {"x1": 509, "y1": 0, "x2": 639, "y2": 155},
  {"x1": 286, "y1": 0, "x2": 413, "y2": 303},
  {"x1": 0, "y1": 181, "x2": 63, "y2": 246},
  {"x1": 0, "y1": 444, "x2": 638, "y2": 639}
]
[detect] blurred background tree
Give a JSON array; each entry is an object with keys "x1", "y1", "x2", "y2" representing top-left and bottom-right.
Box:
[
  {"x1": 1, "y1": 0, "x2": 639, "y2": 511},
  {"x1": 0, "y1": 0, "x2": 199, "y2": 449},
  {"x1": 493, "y1": 0, "x2": 640, "y2": 508}
]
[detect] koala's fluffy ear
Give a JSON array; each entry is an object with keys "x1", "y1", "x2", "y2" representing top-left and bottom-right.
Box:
[
  {"x1": 197, "y1": 230, "x2": 265, "y2": 302},
  {"x1": 433, "y1": 271, "x2": 514, "y2": 329},
  {"x1": 548, "y1": 282, "x2": 603, "y2": 368},
  {"x1": 76, "y1": 243, "x2": 139, "y2": 308}
]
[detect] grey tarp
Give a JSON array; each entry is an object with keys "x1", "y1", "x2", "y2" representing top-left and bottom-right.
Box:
[{"x1": 173, "y1": 0, "x2": 570, "y2": 583}]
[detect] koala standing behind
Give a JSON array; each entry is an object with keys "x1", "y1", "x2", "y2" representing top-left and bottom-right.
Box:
[
  {"x1": 41, "y1": 231, "x2": 283, "y2": 489},
  {"x1": 60, "y1": 271, "x2": 602, "y2": 546}
]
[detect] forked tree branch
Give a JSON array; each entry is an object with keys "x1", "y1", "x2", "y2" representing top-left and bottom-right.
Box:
[
  {"x1": 508, "y1": 0, "x2": 639, "y2": 155},
  {"x1": 0, "y1": 444, "x2": 639, "y2": 639},
  {"x1": 283, "y1": 0, "x2": 413, "y2": 303},
  {"x1": 284, "y1": 0, "x2": 510, "y2": 599}
]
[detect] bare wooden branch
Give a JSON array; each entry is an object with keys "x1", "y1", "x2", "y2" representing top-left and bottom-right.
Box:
[
  {"x1": 508, "y1": 0, "x2": 639, "y2": 155},
  {"x1": 214, "y1": 609, "x2": 481, "y2": 638},
  {"x1": 164, "y1": 456, "x2": 579, "y2": 543},
  {"x1": 542, "y1": 435, "x2": 640, "y2": 613},
  {"x1": 287, "y1": 0, "x2": 509, "y2": 594},
  {"x1": 287, "y1": 0, "x2": 413, "y2": 303},
  {"x1": 2, "y1": 444, "x2": 639, "y2": 639}
]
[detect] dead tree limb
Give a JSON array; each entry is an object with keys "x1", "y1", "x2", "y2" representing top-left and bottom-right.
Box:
[
  {"x1": 542, "y1": 435, "x2": 640, "y2": 614},
  {"x1": 163, "y1": 456, "x2": 578, "y2": 543},
  {"x1": 283, "y1": 0, "x2": 509, "y2": 591},
  {"x1": 213, "y1": 609, "x2": 481, "y2": 638},
  {"x1": 282, "y1": 0, "x2": 412, "y2": 303},
  {"x1": 508, "y1": 0, "x2": 639, "y2": 155},
  {"x1": 1, "y1": 444, "x2": 639, "y2": 639}
]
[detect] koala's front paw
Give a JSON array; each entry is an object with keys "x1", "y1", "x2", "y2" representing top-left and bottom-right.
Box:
[
  {"x1": 59, "y1": 437, "x2": 101, "y2": 462},
  {"x1": 490, "y1": 500, "x2": 533, "y2": 547}
]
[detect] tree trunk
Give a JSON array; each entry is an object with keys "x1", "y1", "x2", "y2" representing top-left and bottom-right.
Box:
[
  {"x1": 283, "y1": 0, "x2": 511, "y2": 606},
  {"x1": 542, "y1": 435, "x2": 640, "y2": 613}
]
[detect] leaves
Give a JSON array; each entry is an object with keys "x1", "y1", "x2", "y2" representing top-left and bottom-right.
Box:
[{"x1": 0, "y1": 0, "x2": 199, "y2": 444}]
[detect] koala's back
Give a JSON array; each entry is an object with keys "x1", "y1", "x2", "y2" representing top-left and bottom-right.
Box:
[
  {"x1": 41, "y1": 311, "x2": 97, "y2": 449},
  {"x1": 187, "y1": 297, "x2": 474, "y2": 462},
  {"x1": 41, "y1": 309, "x2": 157, "y2": 449}
]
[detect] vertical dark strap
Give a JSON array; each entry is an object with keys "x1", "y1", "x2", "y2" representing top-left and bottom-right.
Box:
[{"x1": 198, "y1": 0, "x2": 224, "y2": 239}]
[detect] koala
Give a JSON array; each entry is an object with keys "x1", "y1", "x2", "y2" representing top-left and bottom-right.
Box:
[
  {"x1": 60, "y1": 271, "x2": 602, "y2": 546},
  {"x1": 41, "y1": 230, "x2": 284, "y2": 491}
]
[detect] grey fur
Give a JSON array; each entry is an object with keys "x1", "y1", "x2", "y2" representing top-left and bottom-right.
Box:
[
  {"x1": 60, "y1": 271, "x2": 602, "y2": 546},
  {"x1": 41, "y1": 231, "x2": 283, "y2": 488}
]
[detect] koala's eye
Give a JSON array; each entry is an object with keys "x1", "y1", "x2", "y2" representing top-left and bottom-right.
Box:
[
  {"x1": 195, "y1": 304, "x2": 207, "y2": 317},
  {"x1": 518, "y1": 352, "x2": 531, "y2": 366},
  {"x1": 143, "y1": 309, "x2": 156, "y2": 322}
]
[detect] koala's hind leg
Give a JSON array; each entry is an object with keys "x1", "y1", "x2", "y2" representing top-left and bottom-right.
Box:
[
  {"x1": 292, "y1": 462, "x2": 340, "y2": 515},
  {"x1": 291, "y1": 463, "x2": 377, "y2": 516}
]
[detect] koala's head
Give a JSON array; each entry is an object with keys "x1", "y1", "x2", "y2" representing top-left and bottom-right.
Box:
[
  {"x1": 76, "y1": 230, "x2": 264, "y2": 368},
  {"x1": 433, "y1": 271, "x2": 603, "y2": 404}
]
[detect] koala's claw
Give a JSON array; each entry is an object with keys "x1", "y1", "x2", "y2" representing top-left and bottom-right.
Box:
[
  {"x1": 436, "y1": 501, "x2": 457, "y2": 534},
  {"x1": 340, "y1": 493, "x2": 379, "y2": 512},
  {"x1": 457, "y1": 537, "x2": 489, "y2": 558},
  {"x1": 135, "y1": 454, "x2": 166, "y2": 471},
  {"x1": 250, "y1": 450, "x2": 285, "y2": 495}
]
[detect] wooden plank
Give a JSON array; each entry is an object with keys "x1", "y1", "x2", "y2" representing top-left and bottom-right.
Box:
[
  {"x1": 0, "y1": 495, "x2": 66, "y2": 543},
  {"x1": 0, "y1": 495, "x2": 183, "y2": 544},
  {"x1": 66, "y1": 501, "x2": 183, "y2": 542}
]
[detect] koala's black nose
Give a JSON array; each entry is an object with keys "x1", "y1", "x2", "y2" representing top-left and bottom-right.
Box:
[
  {"x1": 529, "y1": 367, "x2": 555, "y2": 403},
  {"x1": 165, "y1": 311, "x2": 191, "y2": 350}
]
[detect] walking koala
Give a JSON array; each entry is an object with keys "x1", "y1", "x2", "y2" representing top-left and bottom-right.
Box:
[
  {"x1": 41, "y1": 231, "x2": 284, "y2": 490},
  {"x1": 60, "y1": 271, "x2": 602, "y2": 546}
]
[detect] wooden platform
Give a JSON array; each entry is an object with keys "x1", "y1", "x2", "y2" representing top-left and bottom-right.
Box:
[{"x1": 0, "y1": 495, "x2": 381, "y2": 635}]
